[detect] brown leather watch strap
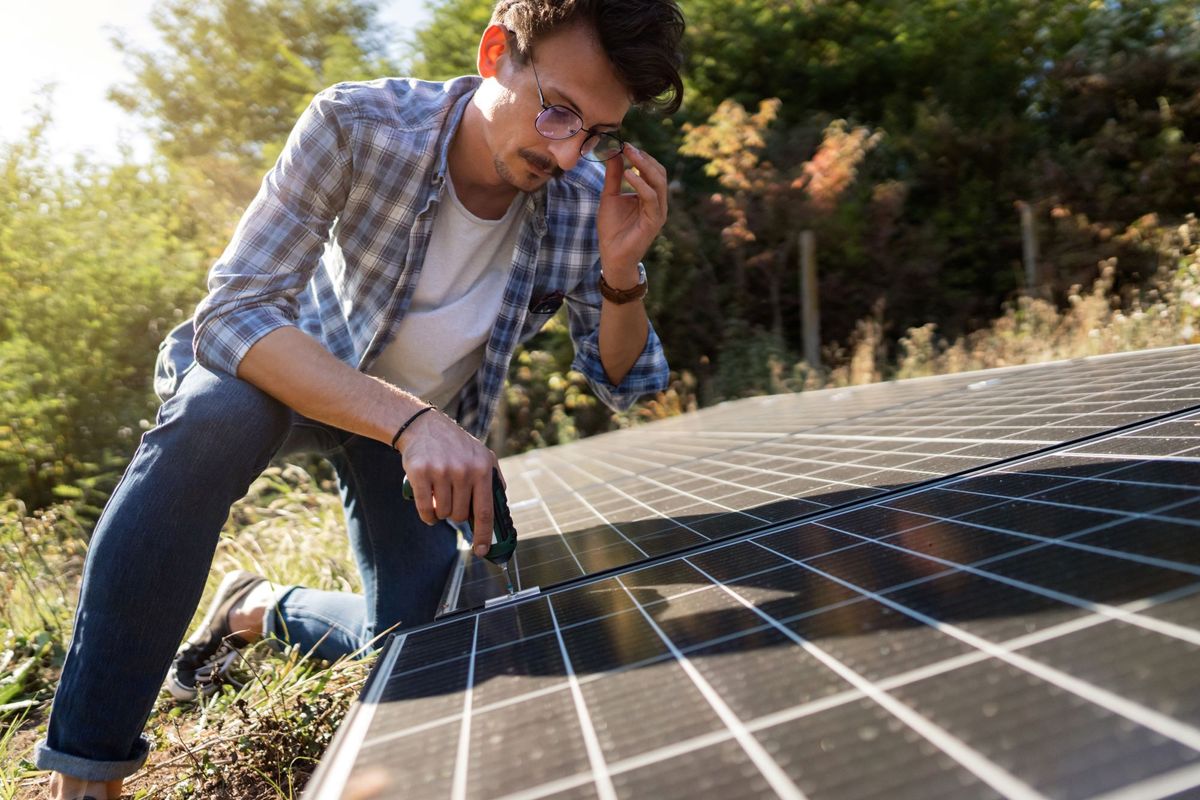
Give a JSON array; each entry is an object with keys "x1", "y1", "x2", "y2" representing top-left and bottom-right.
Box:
[{"x1": 598, "y1": 271, "x2": 648, "y2": 304}]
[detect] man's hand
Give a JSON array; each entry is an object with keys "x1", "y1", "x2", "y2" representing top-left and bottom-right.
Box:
[
  {"x1": 395, "y1": 410, "x2": 501, "y2": 558},
  {"x1": 596, "y1": 145, "x2": 669, "y2": 282}
]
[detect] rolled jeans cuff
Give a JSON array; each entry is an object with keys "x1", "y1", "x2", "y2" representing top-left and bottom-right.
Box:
[
  {"x1": 263, "y1": 584, "x2": 301, "y2": 644},
  {"x1": 35, "y1": 734, "x2": 151, "y2": 781}
]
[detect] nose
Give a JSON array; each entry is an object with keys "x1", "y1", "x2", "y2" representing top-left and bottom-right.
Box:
[{"x1": 548, "y1": 138, "x2": 582, "y2": 173}]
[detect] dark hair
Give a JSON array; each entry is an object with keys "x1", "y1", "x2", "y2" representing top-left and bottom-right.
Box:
[{"x1": 489, "y1": 0, "x2": 685, "y2": 114}]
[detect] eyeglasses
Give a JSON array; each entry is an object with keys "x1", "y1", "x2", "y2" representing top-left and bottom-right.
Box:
[{"x1": 530, "y1": 54, "x2": 625, "y2": 163}]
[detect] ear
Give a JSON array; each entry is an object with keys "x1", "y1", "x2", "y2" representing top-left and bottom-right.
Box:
[{"x1": 477, "y1": 24, "x2": 510, "y2": 79}]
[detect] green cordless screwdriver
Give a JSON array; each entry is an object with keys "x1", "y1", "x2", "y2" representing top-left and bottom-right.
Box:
[{"x1": 401, "y1": 467, "x2": 519, "y2": 595}]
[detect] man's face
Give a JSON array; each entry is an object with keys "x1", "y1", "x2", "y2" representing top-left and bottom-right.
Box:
[{"x1": 485, "y1": 25, "x2": 632, "y2": 192}]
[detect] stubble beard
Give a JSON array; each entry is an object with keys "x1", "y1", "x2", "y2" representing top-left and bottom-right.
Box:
[{"x1": 492, "y1": 149, "x2": 563, "y2": 192}]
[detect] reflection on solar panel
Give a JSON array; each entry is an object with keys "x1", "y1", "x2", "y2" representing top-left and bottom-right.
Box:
[
  {"x1": 452, "y1": 347, "x2": 1200, "y2": 608},
  {"x1": 306, "y1": 347, "x2": 1200, "y2": 799}
]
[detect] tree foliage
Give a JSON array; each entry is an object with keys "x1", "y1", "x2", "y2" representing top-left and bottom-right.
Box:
[
  {"x1": 109, "y1": 0, "x2": 398, "y2": 175},
  {"x1": 0, "y1": 112, "x2": 211, "y2": 509}
]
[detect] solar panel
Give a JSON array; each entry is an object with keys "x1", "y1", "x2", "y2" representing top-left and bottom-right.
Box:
[
  {"x1": 306, "y1": 347, "x2": 1200, "y2": 800},
  {"x1": 450, "y1": 347, "x2": 1200, "y2": 609}
]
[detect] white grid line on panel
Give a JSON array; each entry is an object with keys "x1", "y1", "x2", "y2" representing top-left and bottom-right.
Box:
[
  {"x1": 944, "y1": 484, "x2": 1200, "y2": 527},
  {"x1": 541, "y1": 468, "x2": 652, "y2": 558},
  {"x1": 754, "y1": 533, "x2": 1200, "y2": 750},
  {"x1": 562, "y1": 446, "x2": 923, "y2": 502},
  {"x1": 613, "y1": 577, "x2": 809, "y2": 800},
  {"x1": 546, "y1": 598, "x2": 618, "y2": 800},
  {"x1": 506, "y1": 416, "x2": 1200, "y2": 627},
  {"x1": 475, "y1": 580, "x2": 1200, "y2": 800},
  {"x1": 1004, "y1": 454, "x2": 1200, "y2": 473},
  {"x1": 521, "y1": 468, "x2": 588, "y2": 579},
  {"x1": 682, "y1": 560, "x2": 1051, "y2": 800},
  {"x1": 816, "y1": 489, "x2": 1200, "y2": 648},
  {"x1": 543, "y1": 459, "x2": 721, "y2": 541},
  {"x1": 492, "y1": 772, "x2": 594, "y2": 800},
  {"x1": 368, "y1": 502, "x2": 1200, "y2": 757},
  {"x1": 786, "y1": 433, "x2": 1057, "y2": 446},
  {"x1": 512, "y1": 357, "x2": 1200, "y2": 504},
  {"x1": 896, "y1": 497, "x2": 1200, "y2": 574},
  {"x1": 449, "y1": 617, "x2": 480, "y2": 800},
  {"x1": 538, "y1": 393, "x2": 1190, "y2": 521}
]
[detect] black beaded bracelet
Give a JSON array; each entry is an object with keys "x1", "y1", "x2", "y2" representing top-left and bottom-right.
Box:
[{"x1": 390, "y1": 405, "x2": 436, "y2": 450}]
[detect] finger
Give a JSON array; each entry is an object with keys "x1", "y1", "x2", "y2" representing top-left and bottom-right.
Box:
[
  {"x1": 431, "y1": 473, "x2": 453, "y2": 520},
  {"x1": 624, "y1": 145, "x2": 672, "y2": 191},
  {"x1": 471, "y1": 470, "x2": 494, "y2": 558},
  {"x1": 449, "y1": 470, "x2": 472, "y2": 523},
  {"x1": 409, "y1": 473, "x2": 438, "y2": 526},
  {"x1": 626, "y1": 148, "x2": 669, "y2": 217},
  {"x1": 602, "y1": 153, "x2": 624, "y2": 196},
  {"x1": 626, "y1": 145, "x2": 667, "y2": 184},
  {"x1": 621, "y1": 167, "x2": 664, "y2": 221}
]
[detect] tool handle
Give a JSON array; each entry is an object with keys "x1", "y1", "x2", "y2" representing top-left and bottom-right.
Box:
[{"x1": 400, "y1": 468, "x2": 517, "y2": 565}]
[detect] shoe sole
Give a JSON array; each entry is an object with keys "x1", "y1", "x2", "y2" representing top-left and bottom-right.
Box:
[{"x1": 164, "y1": 569, "x2": 261, "y2": 701}]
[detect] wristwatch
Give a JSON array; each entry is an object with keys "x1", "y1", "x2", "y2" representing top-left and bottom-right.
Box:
[{"x1": 598, "y1": 263, "x2": 648, "y2": 304}]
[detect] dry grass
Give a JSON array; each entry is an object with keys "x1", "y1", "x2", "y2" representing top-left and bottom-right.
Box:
[
  {"x1": 2, "y1": 466, "x2": 373, "y2": 800},
  {"x1": 826, "y1": 213, "x2": 1200, "y2": 388}
]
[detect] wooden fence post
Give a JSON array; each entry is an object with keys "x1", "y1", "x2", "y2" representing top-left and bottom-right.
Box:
[
  {"x1": 1016, "y1": 200, "x2": 1040, "y2": 295},
  {"x1": 799, "y1": 230, "x2": 820, "y2": 369}
]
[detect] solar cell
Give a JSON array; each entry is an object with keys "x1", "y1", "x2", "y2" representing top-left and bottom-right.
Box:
[
  {"x1": 451, "y1": 347, "x2": 1200, "y2": 609},
  {"x1": 307, "y1": 391, "x2": 1200, "y2": 799}
]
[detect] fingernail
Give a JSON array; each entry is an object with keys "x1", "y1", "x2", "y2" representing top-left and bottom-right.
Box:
[
  {"x1": 627, "y1": 145, "x2": 640, "y2": 155},
  {"x1": 475, "y1": 544, "x2": 489, "y2": 557}
]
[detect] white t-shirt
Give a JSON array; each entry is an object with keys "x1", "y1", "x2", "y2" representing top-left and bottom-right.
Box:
[{"x1": 368, "y1": 173, "x2": 522, "y2": 409}]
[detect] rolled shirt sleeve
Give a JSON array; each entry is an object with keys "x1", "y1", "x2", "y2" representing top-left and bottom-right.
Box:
[
  {"x1": 192, "y1": 87, "x2": 355, "y2": 376},
  {"x1": 565, "y1": 259, "x2": 670, "y2": 411}
]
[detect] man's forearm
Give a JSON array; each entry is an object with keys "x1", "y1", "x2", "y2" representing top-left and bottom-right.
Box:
[
  {"x1": 597, "y1": 297, "x2": 649, "y2": 387},
  {"x1": 236, "y1": 326, "x2": 425, "y2": 445},
  {"x1": 236, "y1": 326, "x2": 500, "y2": 554}
]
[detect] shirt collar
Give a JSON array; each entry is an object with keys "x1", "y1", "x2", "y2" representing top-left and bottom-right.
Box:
[{"x1": 431, "y1": 76, "x2": 549, "y2": 233}]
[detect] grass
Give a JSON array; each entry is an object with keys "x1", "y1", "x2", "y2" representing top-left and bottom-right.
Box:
[{"x1": 2, "y1": 212, "x2": 1197, "y2": 799}]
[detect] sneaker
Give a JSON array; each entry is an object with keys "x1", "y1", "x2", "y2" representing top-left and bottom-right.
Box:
[{"x1": 165, "y1": 570, "x2": 266, "y2": 701}]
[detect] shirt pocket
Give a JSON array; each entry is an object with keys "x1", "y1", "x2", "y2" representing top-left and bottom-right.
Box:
[{"x1": 518, "y1": 287, "x2": 565, "y2": 338}]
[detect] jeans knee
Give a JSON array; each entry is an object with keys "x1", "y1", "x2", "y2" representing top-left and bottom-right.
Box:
[{"x1": 154, "y1": 366, "x2": 291, "y2": 459}]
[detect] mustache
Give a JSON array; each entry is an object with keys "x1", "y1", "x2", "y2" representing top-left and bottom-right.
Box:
[{"x1": 518, "y1": 148, "x2": 563, "y2": 177}]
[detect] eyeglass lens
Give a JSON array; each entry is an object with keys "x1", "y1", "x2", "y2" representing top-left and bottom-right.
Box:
[{"x1": 534, "y1": 107, "x2": 623, "y2": 162}]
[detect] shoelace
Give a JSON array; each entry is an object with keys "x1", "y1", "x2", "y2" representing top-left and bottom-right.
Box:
[{"x1": 180, "y1": 638, "x2": 241, "y2": 687}]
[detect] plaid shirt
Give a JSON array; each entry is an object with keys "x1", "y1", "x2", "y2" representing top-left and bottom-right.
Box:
[{"x1": 161, "y1": 76, "x2": 669, "y2": 439}]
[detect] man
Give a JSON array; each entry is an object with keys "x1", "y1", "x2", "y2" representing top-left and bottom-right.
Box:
[{"x1": 37, "y1": 0, "x2": 684, "y2": 797}]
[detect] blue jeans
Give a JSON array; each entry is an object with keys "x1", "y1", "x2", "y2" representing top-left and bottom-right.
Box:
[{"x1": 34, "y1": 364, "x2": 458, "y2": 780}]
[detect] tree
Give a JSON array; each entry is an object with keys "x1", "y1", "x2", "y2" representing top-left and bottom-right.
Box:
[
  {"x1": 408, "y1": 0, "x2": 493, "y2": 80},
  {"x1": 681, "y1": 98, "x2": 881, "y2": 348},
  {"x1": 110, "y1": 0, "x2": 399, "y2": 177}
]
